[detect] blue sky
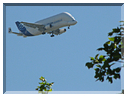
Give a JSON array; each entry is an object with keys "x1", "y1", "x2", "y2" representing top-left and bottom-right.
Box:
[{"x1": 5, "y1": 5, "x2": 123, "y2": 93}]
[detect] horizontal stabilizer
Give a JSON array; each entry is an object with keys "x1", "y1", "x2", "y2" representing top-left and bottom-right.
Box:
[
  {"x1": 8, "y1": 27, "x2": 12, "y2": 33},
  {"x1": 8, "y1": 28, "x2": 23, "y2": 36}
]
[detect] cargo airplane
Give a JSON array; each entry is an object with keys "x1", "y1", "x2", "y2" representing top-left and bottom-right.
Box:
[{"x1": 8, "y1": 12, "x2": 77, "y2": 37}]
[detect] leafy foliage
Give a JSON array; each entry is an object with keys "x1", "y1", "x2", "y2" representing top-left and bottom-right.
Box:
[
  {"x1": 36, "y1": 76, "x2": 54, "y2": 94},
  {"x1": 85, "y1": 21, "x2": 124, "y2": 83}
]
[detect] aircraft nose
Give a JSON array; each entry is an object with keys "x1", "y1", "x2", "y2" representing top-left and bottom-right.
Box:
[
  {"x1": 68, "y1": 20, "x2": 77, "y2": 25},
  {"x1": 74, "y1": 20, "x2": 77, "y2": 24}
]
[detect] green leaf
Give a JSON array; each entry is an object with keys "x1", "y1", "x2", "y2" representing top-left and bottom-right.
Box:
[
  {"x1": 85, "y1": 62, "x2": 94, "y2": 69},
  {"x1": 105, "y1": 41, "x2": 110, "y2": 44},
  {"x1": 102, "y1": 71, "x2": 105, "y2": 76},
  {"x1": 113, "y1": 52, "x2": 121, "y2": 61},
  {"x1": 48, "y1": 88, "x2": 52, "y2": 91},
  {"x1": 119, "y1": 21, "x2": 124, "y2": 22},
  {"x1": 97, "y1": 47, "x2": 104, "y2": 51},
  {"x1": 37, "y1": 86, "x2": 40, "y2": 88},
  {"x1": 46, "y1": 83, "x2": 49, "y2": 85},
  {"x1": 90, "y1": 57, "x2": 94, "y2": 60},
  {"x1": 102, "y1": 58, "x2": 106, "y2": 61},
  {"x1": 114, "y1": 36, "x2": 121, "y2": 44},
  {"x1": 113, "y1": 75, "x2": 117, "y2": 79},
  {"x1": 95, "y1": 54, "x2": 99, "y2": 59},
  {"x1": 51, "y1": 82, "x2": 54, "y2": 85},
  {"x1": 95, "y1": 60, "x2": 99, "y2": 63},
  {"x1": 108, "y1": 32, "x2": 113, "y2": 36},
  {"x1": 39, "y1": 82, "x2": 44, "y2": 85},
  {"x1": 107, "y1": 67, "x2": 113, "y2": 75},
  {"x1": 106, "y1": 76, "x2": 109, "y2": 80},
  {"x1": 39, "y1": 76, "x2": 46, "y2": 81},
  {"x1": 44, "y1": 88, "x2": 47, "y2": 91},
  {"x1": 94, "y1": 75, "x2": 98, "y2": 78},
  {"x1": 94, "y1": 68, "x2": 99, "y2": 71},
  {"x1": 114, "y1": 43, "x2": 117, "y2": 49},
  {"x1": 120, "y1": 27, "x2": 124, "y2": 30},
  {"x1": 103, "y1": 43, "x2": 108, "y2": 51},
  {"x1": 106, "y1": 76, "x2": 113, "y2": 83},
  {"x1": 113, "y1": 74, "x2": 120, "y2": 79},
  {"x1": 94, "y1": 68, "x2": 100, "y2": 78},
  {"x1": 102, "y1": 60, "x2": 109, "y2": 69},
  {"x1": 108, "y1": 37, "x2": 115, "y2": 41},
  {"x1": 99, "y1": 55, "x2": 104, "y2": 59},
  {"x1": 96, "y1": 65, "x2": 101, "y2": 67},
  {"x1": 109, "y1": 77, "x2": 113, "y2": 83},
  {"x1": 112, "y1": 27, "x2": 120, "y2": 33},
  {"x1": 98, "y1": 55, "x2": 105, "y2": 63},
  {"x1": 115, "y1": 67, "x2": 121, "y2": 73},
  {"x1": 101, "y1": 77, "x2": 104, "y2": 82}
]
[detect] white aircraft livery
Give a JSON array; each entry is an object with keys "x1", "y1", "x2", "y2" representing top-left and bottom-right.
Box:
[{"x1": 8, "y1": 12, "x2": 77, "y2": 37}]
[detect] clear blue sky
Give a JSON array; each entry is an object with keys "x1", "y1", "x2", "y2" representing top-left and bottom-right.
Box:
[{"x1": 6, "y1": 5, "x2": 123, "y2": 93}]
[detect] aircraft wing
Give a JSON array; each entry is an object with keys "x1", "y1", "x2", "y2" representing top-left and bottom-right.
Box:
[{"x1": 20, "y1": 22, "x2": 45, "y2": 31}]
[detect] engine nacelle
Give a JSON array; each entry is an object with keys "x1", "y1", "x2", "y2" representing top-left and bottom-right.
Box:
[
  {"x1": 59, "y1": 28, "x2": 66, "y2": 34},
  {"x1": 45, "y1": 24, "x2": 52, "y2": 29}
]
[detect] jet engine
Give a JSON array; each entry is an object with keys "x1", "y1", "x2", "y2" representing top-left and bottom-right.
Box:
[
  {"x1": 47, "y1": 28, "x2": 66, "y2": 36},
  {"x1": 59, "y1": 28, "x2": 66, "y2": 34},
  {"x1": 45, "y1": 24, "x2": 52, "y2": 29}
]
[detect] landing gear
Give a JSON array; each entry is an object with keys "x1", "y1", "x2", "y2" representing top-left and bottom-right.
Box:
[
  {"x1": 42, "y1": 32, "x2": 46, "y2": 35},
  {"x1": 68, "y1": 26, "x2": 70, "y2": 29},
  {"x1": 50, "y1": 32, "x2": 54, "y2": 37},
  {"x1": 50, "y1": 34, "x2": 54, "y2": 37}
]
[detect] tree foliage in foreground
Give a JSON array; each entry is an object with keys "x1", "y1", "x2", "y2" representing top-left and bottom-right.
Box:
[
  {"x1": 85, "y1": 21, "x2": 124, "y2": 83},
  {"x1": 36, "y1": 76, "x2": 54, "y2": 94}
]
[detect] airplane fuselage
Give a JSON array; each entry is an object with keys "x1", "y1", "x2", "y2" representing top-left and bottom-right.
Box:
[{"x1": 11, "y1": 12, "x2": 77, "y2": 37}]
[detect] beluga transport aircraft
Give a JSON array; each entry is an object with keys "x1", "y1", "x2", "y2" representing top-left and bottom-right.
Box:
[{"x1": 8, "y1": 12, "x2": 77, "y2": 37}]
